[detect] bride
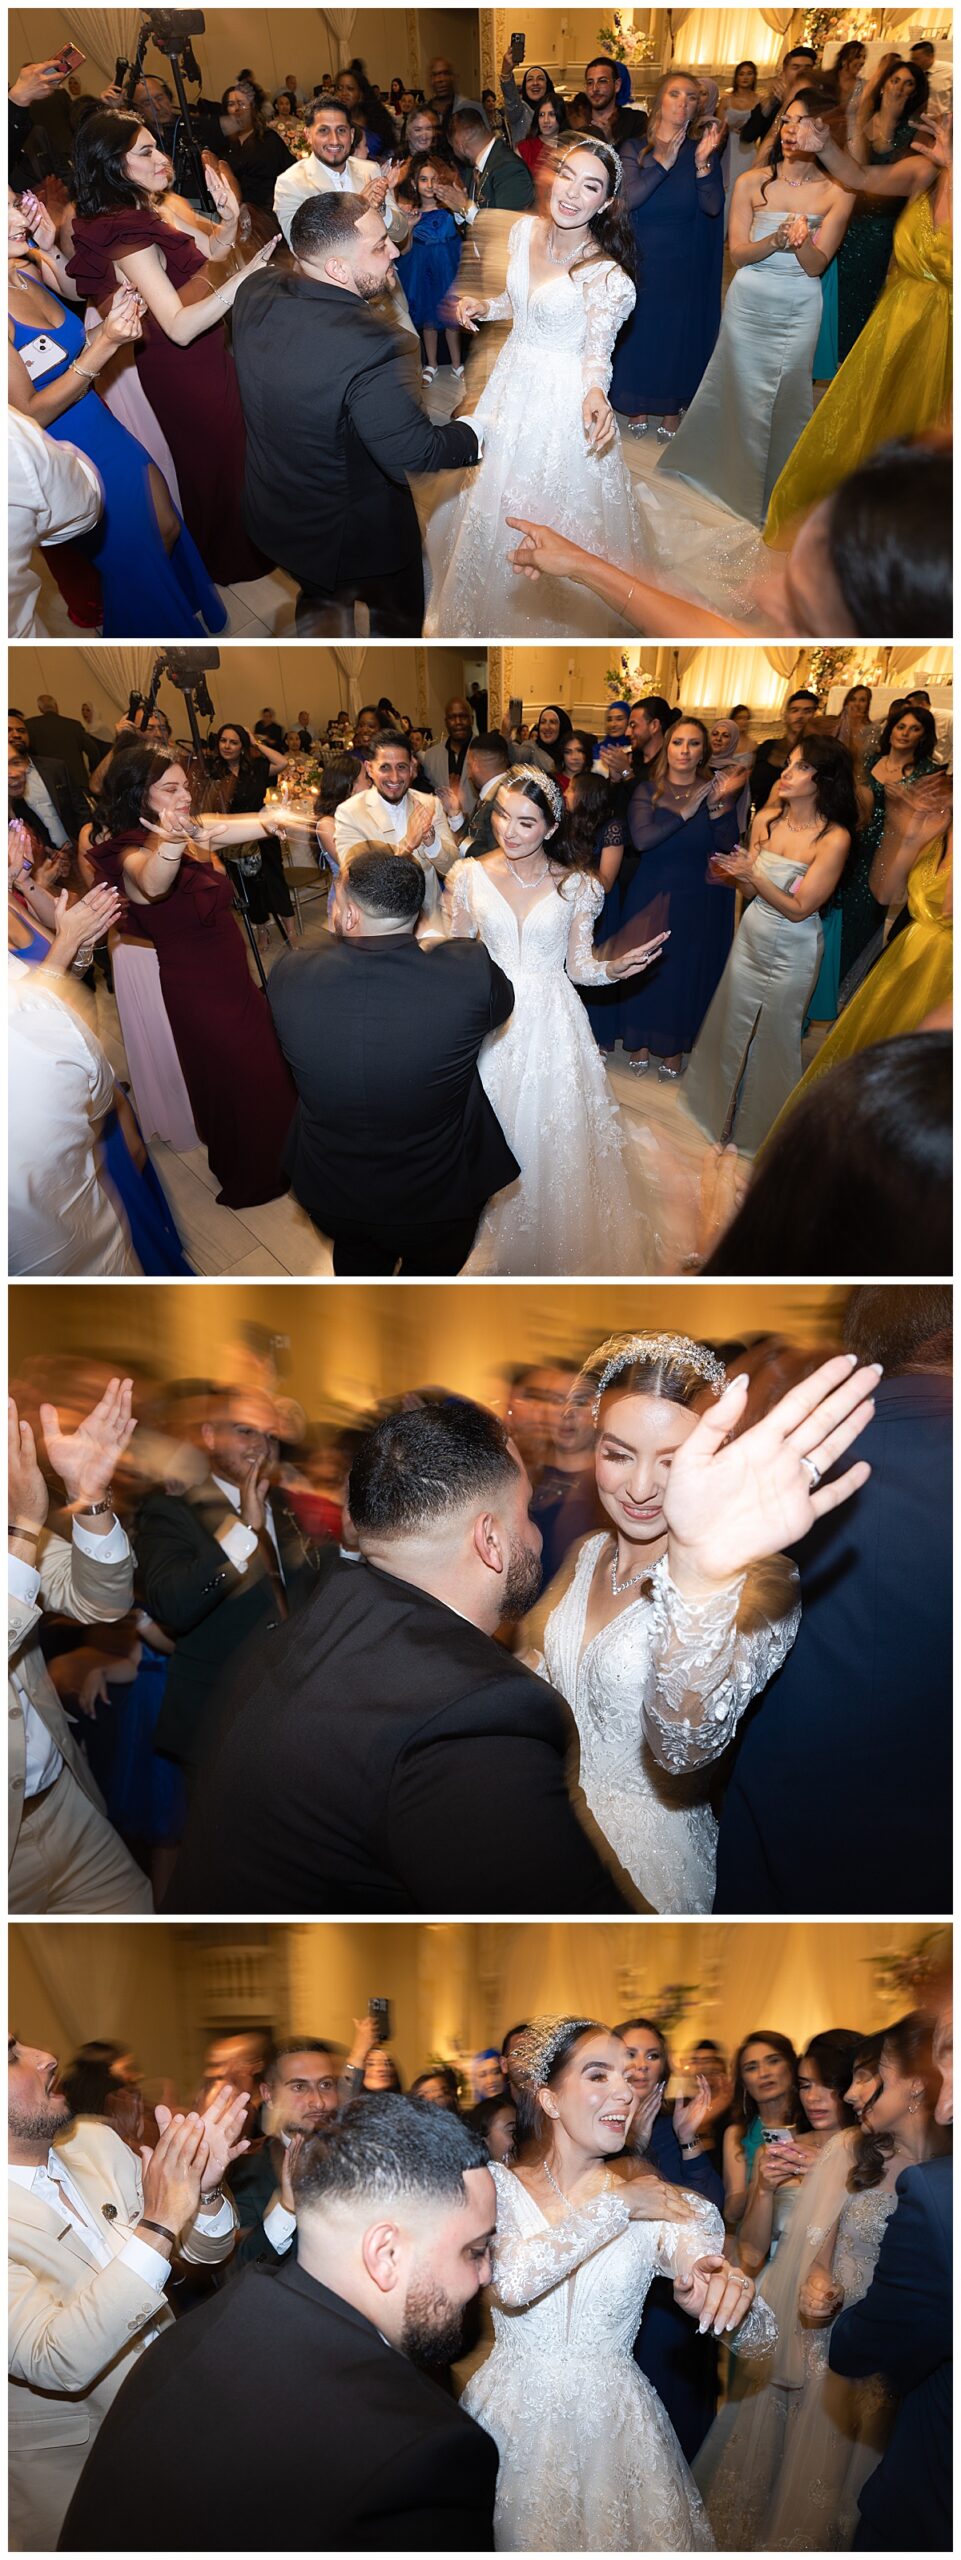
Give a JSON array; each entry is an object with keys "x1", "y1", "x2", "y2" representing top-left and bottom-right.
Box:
[
  {"x1": 461, "y1": 2015, "x2": 775, "y2": 2550},
  {"x1": 446, "y1": 768, "x2": 669, "y2": 1274},
  {"x1": 423, "y1": 136, "x2": 638, "y2": 637},
  {"x1": 531, "y1": 1331, "x2": 879, "y2": 1910}
]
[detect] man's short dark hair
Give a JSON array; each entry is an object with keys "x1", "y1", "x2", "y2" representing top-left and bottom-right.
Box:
[
  {"x1": 343, "y1": 848, "x2": 425, "y2": 924},
  {"x1": 501, "y1": 2022, "x2": 531, "y2": 2053},
  {"x1": 787, "y1": 688, "x2": 819, "y2": 708},
  {"x1": 785, "y1": 46, "x2": 817, "y2": 64},
  {"x1": 293, "y1": 2093, "x2": 489, "y2": 2211},
  {"x1": 289, "y1": 189, "x2": 364, "y2": 262},
  {"x1": 348, "y1": 1398, "x2": 520, "y2": 1539},
  {"x1": 450, "y1": 105, "x2": 490, "y2": 141},
  {"x1": 692, "y1": 2036, "x2": 725, "y2": 2055},
  {"x1": 305, "y1": 94, "x2": 350, "y2": 127},
  {"x1": 585, "y1": 55, "x2": 617, "y2": 76},
  {"x1": 471, "y1": 732, "x2": 511, "y2": 765},
  {"x1": 266, "y1": 2037, "x2": 336, "y2": 2085},
  {"x1": 368, "y1": 729, "x2": 412, "y2": 759},
  {"x1": 842, "y1": 1284, "x2": 951, "y2": 1374},
  {"x1": 634, "y1": 695, "x2": 672, "y2": 728}
]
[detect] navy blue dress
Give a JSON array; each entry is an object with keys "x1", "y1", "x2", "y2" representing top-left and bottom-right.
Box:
[
  {"x1": 633, "y1": 2110, "x2": 725, "y2": 2461},
  {"x1": 579, "y1": 816, "x2": 625, "y2": 1047},
  {"x1": 614, "y1": 783, "x2": 739, "y2": 1056},
  {"x1": 611, "y1": 137, "x2": 724, "y2": 418}
]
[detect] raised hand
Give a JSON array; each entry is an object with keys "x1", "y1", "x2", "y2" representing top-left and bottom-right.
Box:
[
  {"x1": 19, "y1": 188, "x2": 57, "y2": 251},
  {"x1": 238, "y1": 1453, "x2": 271, "y2": 1533},
  {"x1": 673, "y1": 2076, "x2": 713, "y2": 2147},
  {"x1": 196, "y1": 2080, "x2": 251, "y2": 2188},
  {"x1": 794, "y1": 114, "x2": 829, "y2": 156},
  {"x1": 10, "y1": 59, "x2": 69, "y2": 106},
  {"x1": 662, "y1": 1353, "x2": 880, "y2": 1596},
  {"x1": 140, "y1": 2111, "x2": 209, "y2": 2238},
  {"x1": 279, "y1": 2129, "x2": 305, "y2": 2215},
  {"x1": 695, "y1": 120, "x2": 723, "y2": 167},
  {"x1": 48, "y1": 881, "x2": 122, "y2": 969},
  {"x1": 102, "y1": 281, "x2": 144, "y2": 345},
  {"x1": 627, "y1": 2083, "x2": 663, "y2": 2153},
  {"x1": 9, "y1": 1399, "x2": 49, "y2": 1534},
  {"x1": 39, "y1": 1376, "x2": 136, "y2": 1508}
]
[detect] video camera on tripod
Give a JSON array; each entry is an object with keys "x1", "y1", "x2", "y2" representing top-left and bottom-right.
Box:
[{"x1": 120, "y1": 10, "x2": 211, "y2": 207}]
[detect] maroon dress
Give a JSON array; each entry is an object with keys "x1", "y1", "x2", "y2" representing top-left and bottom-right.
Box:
[
  {"x1": 93, "y1": 830, "x2": 295, "y2": 1207},
  {"x1": 68, "y1": 210, "x2": 265, "y2": 583}
]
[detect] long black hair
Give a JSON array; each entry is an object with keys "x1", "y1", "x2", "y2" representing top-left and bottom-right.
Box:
[
  {"x1": 851, "y1": 2010, "x2": 936, "y2": 2190},
  {"x1": 759, "y1": 732, "x2": 859, "y2": 845},
  {"x1": 552, "y1": 133, "x2": 636, "y2": 283},
  {"x1": 91, "y1": 740, "x2": 176, "y2": 839},
  {"x1": 488, "y1": 766, "x2": 591, "y2": 880},
  {"x1": 758, "y1": 85, "x2": 834, "y2": 203},
  {"x1": 875, "y1": 701, "x2": 938, "y2": 766},
  {"x1": 704, "y1": 1034, "x2": 952, "y2": 1279},
  {"x1": 210, "y1": 723, "x2": 259, "y2": 779},
  {"x1": 731, "y1": 2030, "x2": 800, "y2": 2132},
  {"x1": 73, "y1": 108, "x2": 164, "y2": 214},
  {"x1": 825, "y1": 439, "x2": 952, "y2": 639},
  {"x1": 862, "y1": 56, "x2": 929, "y2": 124},
  {"x1": 566, "y1": 768, "x2": 613, "y2": 867},
  {"x1": 799, "y1": 2029, "x2": 862, "y2": 2128}
]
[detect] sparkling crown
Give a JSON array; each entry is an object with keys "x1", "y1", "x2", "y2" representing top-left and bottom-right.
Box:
[
  {"x1": 503, "y1": 763, "x2": 565, "y2": 822},
  {"x1": 587, "y1": 1331, "x2": 728, "y2": 1422},
  {"x1": 508, "y1": 2016, "x2": 604, "y2": 2092},
  {"x1": 557, "y1": 133, "x2": 624, "y2": 191}
]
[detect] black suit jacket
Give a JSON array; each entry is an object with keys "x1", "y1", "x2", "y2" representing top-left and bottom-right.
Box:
[
  {"x1": 168, "y1": 1555, "x2": 630, "y2": 1914},
  {"x1": 267, "y1": 932, "x2": 519, "y2": 1233},
  {"x1": 473, "y1": 135, "x2": 535, "y2": 209},
  {"x1": 829, "y1": 2157, "x2": 952, "y2": 2551},
  {"x1": 714, "y1": 1372, "x2": 951, "y2": 1913},
  {"x1": 22, "y1": 755, "x2": 91, "y2": 843},
  {"x1": 58, "y1": 2257, "x2": 498, "y2": 2552},
  {"x1": 136, "y1": 1480, "x2": 319, "y2": 1769},
  {"x1": 26, "y1": 712, "x2": 101, "y2": 795},
  {"x1": 231, "y1": 270, "x2": 480, "y2": 589}
]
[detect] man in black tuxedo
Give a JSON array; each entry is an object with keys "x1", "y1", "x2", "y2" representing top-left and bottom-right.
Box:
[
  {"x1": 59, "y1": 2097, "x2": 500, "y2": 2553},
  {"x1": 443, "y1": 105, "x2": 534, "y2": 211},
  {"x1": 713, "y1": 1286, "x2": 952, "y2": 1914},
  {"x1": 168, "y1": 1398, "x2": 631, "y2": 1915},
  {"x1": 24, "y1": 692, "x2": 102, "y2": 796},
  {"x1": 268, "y1": 848, "x2": 519, "y2": 1275},
  {"x1": 136, "y1": 1387, "x2": 318, "y2": 1779},
  {"x1": 231, "y1": 191, "x2": 481, "y2": 636},
  {"x1": 829, "y1": 2000, "x2": 952, "y2": 2550},
  {"x1": 8, "y1": 722, "x2": 90, "y2": 848}
]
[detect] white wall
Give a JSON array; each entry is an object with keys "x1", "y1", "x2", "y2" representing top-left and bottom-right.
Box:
[
  {"x1": 9, "y1": 644, "x2": 474, "y2": 742},
  {"x1": 11, "y1": 8, "x2": 480, "y2": 104}
]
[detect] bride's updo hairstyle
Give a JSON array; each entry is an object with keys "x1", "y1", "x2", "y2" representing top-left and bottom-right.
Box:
[
  {"x1": 509, "y1": 2017, "x2": 608, "y2": 2148},
  {"x1": 586, "y1": 1330, "x2": 727, "y2": 1428},
  {"x1": 552, "y1": 135, "x2": 636, "y2": 282},
  {"x1": 90, "y1": 740, "x2": 179, "y2": 840}
]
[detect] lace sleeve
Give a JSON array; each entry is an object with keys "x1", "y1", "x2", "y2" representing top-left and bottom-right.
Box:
[
  {"x1": 490, "y1": 2182, "x2": 632, "y2": 2309},
  {"x1": 653, "y1": 2207, "x2": 777, "y2": 2363},
  {"x1": 564, "y1": 872, "x2": 612, "y2": 985},
  {"x1": 641, "y1": 1553, "x2": 801, "y2": 1774},
  {"x1": 482, "y1": 219, "x2": 524, "y2": 321},
  {"x1": 580, "y1": 258, "x2": 637, "y2": 395},
  {"x1": 445, "y1": 859, "x2": 478, "y2": 939}
]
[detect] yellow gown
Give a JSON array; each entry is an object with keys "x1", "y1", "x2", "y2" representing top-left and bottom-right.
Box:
[
  {"x1": 764, "y1": 190, "x2": 952, "y2": 546},
  {"x1": 766, "y1": 833, "x2": 952, "y2": 1138}
]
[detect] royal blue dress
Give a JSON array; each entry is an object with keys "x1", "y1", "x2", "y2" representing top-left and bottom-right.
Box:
[
  {"x1": 396, "y1": 207, "x2": 462, "y2": 333},
  {"x1": 11, "y1": 282, "x2": 226, "y2": 638},
  {"x1": 611, "y1": 136, "x2": 725, "y2": 417},
  {"x1": 614, "y1": 782, "x2": 739, "y2": 1056}
]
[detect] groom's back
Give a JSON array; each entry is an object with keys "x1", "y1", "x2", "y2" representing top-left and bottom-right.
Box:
[{"x1": 168, "y1": 1554, "x2": 628, "y2": 1916}]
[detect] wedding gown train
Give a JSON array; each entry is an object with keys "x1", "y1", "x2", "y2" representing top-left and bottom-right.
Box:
[
  {"x1": 462, "y1": 2166, "x2": 776, "y2": 2551},
  {"x1": 543, "y1": 1543, "x2": 801, "y2": 1911}
]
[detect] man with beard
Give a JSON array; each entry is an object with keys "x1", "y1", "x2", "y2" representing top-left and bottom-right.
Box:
[
  {"x1": 8, "y1": 2037, "x2": 244, "y2": 2550},
  {"x1": 168, "y1": 1399, "x2": 630, "y2": 1914},
  {"x1": 227, "y1": 2033, "x2": 376, "y2": 2266},
  {"x1": 333, "y1": 732, "x2": 458, "y2": 927},
  {"x1": 231, "y1": 192, "x2": 481, "y2": 635},
  {"x1": 60, "y1": 2096, "x2": 500, "y2": 2553}
]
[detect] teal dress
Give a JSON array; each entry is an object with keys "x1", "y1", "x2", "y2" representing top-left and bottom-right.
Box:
[{"x1": 837, "y1": 124, "x2": 915, "y2": 362}]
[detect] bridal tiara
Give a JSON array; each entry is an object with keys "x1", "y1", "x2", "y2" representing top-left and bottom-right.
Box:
[
  {"x1": 557, "y1": 134, "x2": 624, "y2": 191},
  {"x1": 503, "y1": 764, "x2": 565, "y2": 822},
  {"x1": 587, "y1": 1332, "x2": 729, "y2": 1422},
  {"x1": 508, "y1": 2017, "x2": 605, "y2": 2092}
]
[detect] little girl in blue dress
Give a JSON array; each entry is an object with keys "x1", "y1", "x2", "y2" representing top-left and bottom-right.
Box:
[{"x1": 396, "y1": 153, "x2": 463, "y2": 380}]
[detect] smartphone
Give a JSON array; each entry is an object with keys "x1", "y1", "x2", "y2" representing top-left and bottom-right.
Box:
[
  {"x1": 55, "y1": 44, "x2": 86, "y2": 74},
  {"x1": 761, "y1": 2125, "x2": 796, "y2": 2143},
  {"x1": 510, "y1": 33, "x2": 526, "y2": 63},
  {"x1": 508, "y1": 695, "x2": 523, "y2": 730},
  {"x1": 368, "y1": 1997, "x2": 392, "y2": 2044}
]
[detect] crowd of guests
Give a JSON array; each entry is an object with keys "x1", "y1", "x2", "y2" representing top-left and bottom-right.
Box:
[
  {"x1": 7, "y1": 30, "x2": 951, "y2": 638},
  {"x1": 8, "y1": 676, "x2": 951, "y2": 1280},
  {"x1": 7, "y1": 1284, "x2": 950, "y2": 1920},
  {"x1": 9, "y1": 1986, "x2": 952, "y2": 2548}
]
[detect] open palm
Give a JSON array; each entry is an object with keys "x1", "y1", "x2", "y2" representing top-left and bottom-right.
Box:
[
  {"x1": 39, "y1": 1376, "x2": 136, "y2": 1505},
  {"x1": 662, "y1": 1355, "x2": 879, "y2": 1592}
]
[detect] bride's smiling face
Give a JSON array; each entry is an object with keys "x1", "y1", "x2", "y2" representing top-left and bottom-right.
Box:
[
  {"x1": 491, "y1": 787, "x2": 555, "y2": 860},
  {"x1": 540, "y1": 2034, "x2": 634, "y2": 2152},
  {"x1": 550, "y1": 148, "x2": 611, "y2": 229},
  {"x1": 595, "y1": 1388, "x2": 698, "y2": 1544}
]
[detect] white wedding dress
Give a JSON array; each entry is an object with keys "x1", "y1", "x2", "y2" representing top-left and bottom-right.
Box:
[
  {"x1": 424, "y1": 216, "x2": 638, "y2": 637},
  {"x1": 462, "y1": 2167, "x2": 776, "y2": 2551},
  {"x1": 543, "y1": 1544, "x2": 801, "y2": 1911},
  {"x1": 447, "y1": 859, "x2": 654, "y2": 1275}
]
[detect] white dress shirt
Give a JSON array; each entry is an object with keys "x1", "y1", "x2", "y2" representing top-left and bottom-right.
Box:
[
  {"x1": 8, "y1": 412, "x2": 103, "y2": 637},
  {"x1": 9, "y1": 1516, "x2": 131, "y2": 1797},
  {"x1": 8, "y1": 2154, "x2": 170, "y2": 2298},
  {"x1": 211, "y1": 1474, "x2": 283, "y2": 1576},
  {"x1": 464, "y1": 133, "x2": 497, "y2": 222},
  {"x1": 23, "y1": 760, "x2": 68, "y2": 847},
  {"x1": 333, "y1": 786, "x2": 458, "y2": 918},
  {"x1": 8, "y1": 965, "x2": 137, "y2": 1276}
]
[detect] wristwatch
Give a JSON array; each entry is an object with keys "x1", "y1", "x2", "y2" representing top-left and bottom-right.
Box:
[{"x1": 74, "y1": 1491, "x2": 115, "y2": 1517}]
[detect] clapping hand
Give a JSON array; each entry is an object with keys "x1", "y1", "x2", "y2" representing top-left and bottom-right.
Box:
[
  {"x1": 434, "y1": 176, "x2": 470, "y2": 218},
  {"x1": 403, "y1": 794, "x2": 438, "y2": 853},
  {"x1": 910, "y1": 102, "x2": 950, "y2": 164},
  {"x1": 9, "y1": 1399, "x2": 49, "y2": 1536},
  {"x1": 9, "y1": 818, "x2": 35, "y2": 881},
  {"x1": 673, "y1": 2076, "x2": 714, "y2": 2148},
  {"x1": 279, "y1": 2130, "x2": 305, "y2": 2215},
  {"x1": 39, "y1": 1375, "x2": 136, "y2": 1509},
  {"x1": 629, "y1": 2083, "x2": 664, "y2": 2152},
  {"x1": 695, "y1": 120, "x2": 723, "y2": 168},
  {"x1": 19, "y1": 188, "x2": 57, "y2": 251},
  {"x1": 712, "y1": 843, "x2": 756, "y2": 883},
  {"x1": 48, "y1": 880, "x2": 123, "y2": 969},
  {"x1": 194, "y1": 2080, "x2": 251, "y2": 2188},
  {"x1": 583, "y1": 388, "x2": 616, "y2": 455},
  {"x1": 782, "y1": 213, "x2": 812, "y2": 251},
  {"x1": 102, "y1": 280, "x2": 145, "y2": 345},
  {"x1": 662, "y1": 1353, "x2": 879, "y2": 1597}
]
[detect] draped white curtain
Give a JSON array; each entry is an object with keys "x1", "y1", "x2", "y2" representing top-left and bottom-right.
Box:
[
  {"x1": 79, "y1": 646, "x2": 152, "y2": 711},
  {"x1": 331, "y1": 645, "x2": 369, "y2": 716},
  {"x1": 320, "y1": 9, "x2": 358, "y2": 68},
  {"x1": 885, "y1": 646, "x2": 954, "y2": 679},
  {"x1": 672, "y1": 10, "x2": 784, "y2": 67},
  {"x1": 680, "y1": 646, "x2": 786, "y2": 711},
  {"x1": 61, "y1": 11, "x2": 142, "y2": 82}
]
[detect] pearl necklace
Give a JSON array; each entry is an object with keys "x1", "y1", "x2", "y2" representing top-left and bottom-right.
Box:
[{"x1": 610, "y1": 1537, "x2": 661, "y2": 1597}]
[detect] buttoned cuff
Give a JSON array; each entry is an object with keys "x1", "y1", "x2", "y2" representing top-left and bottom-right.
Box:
[
  {"x1": 263, "y1": 2198, "x2": 297, "y2": 2254},
  {"x1": 217, "y1": 1520, "x2": 258, "y2": 1573},
  {"x1": 118, "y1": 2233, "x2": 172, "y2": 2290},
  {"x1": 8, "y1": 1552, "x2": 41, "y2": 1606},
  {"x1": 73, "y1": 1517, "x2": 130, "y2": 1563},
  {"x1": 192, "y1": 2194, "x2": 235, "y2": 2238}
]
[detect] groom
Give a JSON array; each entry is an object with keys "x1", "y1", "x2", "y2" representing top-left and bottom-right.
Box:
[{"x1": 231, "y1": 193, "x2": 482, "y2": 634}]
